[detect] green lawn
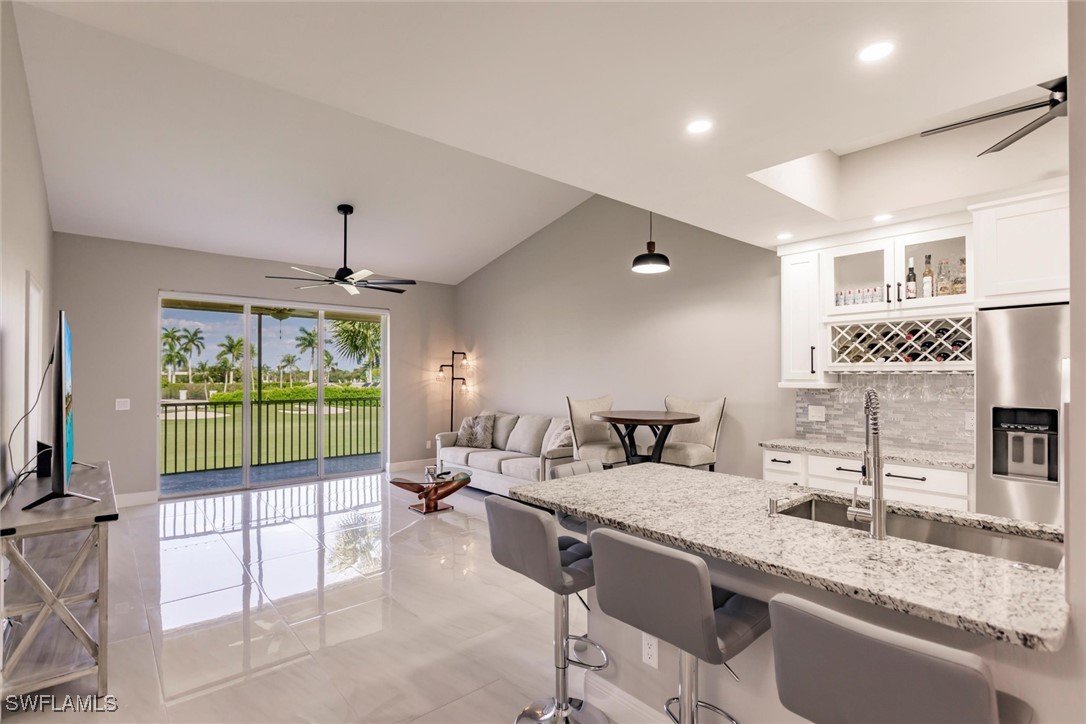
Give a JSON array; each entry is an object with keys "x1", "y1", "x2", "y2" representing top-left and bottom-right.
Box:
[{"x1": 160, "y1": 402, "x2": 382, "y2": 474}]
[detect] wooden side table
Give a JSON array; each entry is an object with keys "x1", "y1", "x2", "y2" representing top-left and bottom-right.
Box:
[{"x1": 1, "y1": 463, "x2": 118, "y2": 698}]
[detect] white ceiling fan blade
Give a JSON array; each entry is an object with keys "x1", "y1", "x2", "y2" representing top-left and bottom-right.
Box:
[
  {"x1": 295, "y1": 283, "x2": 330, "y2": 290},
  {"x1": 346, "y1": 268, "x2": 373, "y2": 282},
  {"x1": 337, "y1": 283, "x2": 361, "y2": 296},
  {"x1": 291, "y1": 266, "x2": 332, "y2": 280}
]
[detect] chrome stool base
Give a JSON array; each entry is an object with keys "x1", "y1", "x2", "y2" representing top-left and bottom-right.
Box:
[
  {"x1": 665, "y1": 697, "x2": 738, "y2": 724},
  {"x1": 515, "y1": 697, "x2": 612, "y2": 724}
]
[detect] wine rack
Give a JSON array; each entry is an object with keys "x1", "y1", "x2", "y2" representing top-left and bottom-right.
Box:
[{"x1": 827, "y1": 315, "x2": 974, "y2": 373}]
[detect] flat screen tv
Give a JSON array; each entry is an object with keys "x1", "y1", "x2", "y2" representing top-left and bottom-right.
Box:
[{"x1": 22, "y1": 311, "x2": 97, "y2": 510}]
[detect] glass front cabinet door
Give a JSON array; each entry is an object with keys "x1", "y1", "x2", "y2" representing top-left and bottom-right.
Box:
[{"x1": 822, "y1": 225, "x2": 972, "y2": 317}]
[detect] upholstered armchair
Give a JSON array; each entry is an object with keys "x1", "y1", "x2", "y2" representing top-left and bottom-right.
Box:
[
  {"x1": 565, "y1": 394, "x2": 627, "y2": 467},
  {"x1": 650, "y1": 395, "x2": 726, "y2": 471}
]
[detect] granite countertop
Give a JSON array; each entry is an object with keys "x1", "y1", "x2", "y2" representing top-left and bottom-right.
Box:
[
  {"x1": 510, "y1": 464, "x2": 1067, "y2": 652},
  {"x1": 760, "y1": 437, "x2": 975, "y2": 470}
]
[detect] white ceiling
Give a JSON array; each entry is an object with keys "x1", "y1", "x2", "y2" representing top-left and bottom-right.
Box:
[{"x1": 15, "y1": 2, "x2": 1069, "y2": 278}]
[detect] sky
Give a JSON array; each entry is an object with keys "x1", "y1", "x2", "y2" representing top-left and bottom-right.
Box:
[{"x1": 161, "y1": 308, "x2": 373, "y2": 374}]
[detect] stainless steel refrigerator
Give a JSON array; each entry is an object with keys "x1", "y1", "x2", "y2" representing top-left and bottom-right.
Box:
[{"x1": 976, "y1": 303, "x2": 1069, "y2": 525}]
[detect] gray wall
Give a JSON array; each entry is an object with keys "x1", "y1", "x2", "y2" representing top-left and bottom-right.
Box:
[
  {"x1": 1, "y1": 0, "x2": 53, "y2": 475},
  {"x1": 454, "y1": 195, "x2": 793, "y2": 478},
  {"x1": 51, "y1": 233, "x2": 456, "y2": 498}
]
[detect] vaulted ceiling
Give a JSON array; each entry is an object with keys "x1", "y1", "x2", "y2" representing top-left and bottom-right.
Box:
[{"x1": 14, "y1": 2, "x2": 1068, "y2": 283}]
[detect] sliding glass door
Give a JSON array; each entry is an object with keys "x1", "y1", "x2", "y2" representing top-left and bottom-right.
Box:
[{"x1": 159, "y1": 297, "x2": 386, "y2": 497}]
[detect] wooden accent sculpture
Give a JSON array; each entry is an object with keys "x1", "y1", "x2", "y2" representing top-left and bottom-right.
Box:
[{"x1": 391, "y1": 471, "x2": 472, "y2": 514}]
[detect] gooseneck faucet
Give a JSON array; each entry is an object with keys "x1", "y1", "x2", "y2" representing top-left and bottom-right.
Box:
[{"x1": 846, "y1": 388, "x2": 887, "y2": 540}]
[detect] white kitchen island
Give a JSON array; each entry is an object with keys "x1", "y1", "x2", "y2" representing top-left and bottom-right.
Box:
[{"x1": 510, "y1": 464, "x2": 1071, "y2": 722}]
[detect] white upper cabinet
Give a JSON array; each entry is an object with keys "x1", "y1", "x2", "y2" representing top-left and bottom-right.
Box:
[
  {"x1": 970, "y1": 190, "x2": 1069, "y2": 307},
  {"x1": 780, "y1": 251, "x2": 835, "y2": 387},
  {"x1": 822, "y1": 225, "x2": 972, "y2": 318}
]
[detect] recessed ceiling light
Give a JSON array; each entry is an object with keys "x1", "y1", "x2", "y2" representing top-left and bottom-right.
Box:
[
  {"x1": 858, "y1": 41, "x2": 895, "y2": 63},
  {"x1": 686, "y1": 119, "x2": 713, "y2": 134},
  {"x1": 873, "y1": 213, "x2": 894, "y2": 222},
  {"x1": 776, "y1": 232, "x2": 794, "y2": 241}
]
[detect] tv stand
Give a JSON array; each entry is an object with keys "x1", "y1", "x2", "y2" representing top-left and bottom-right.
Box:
[
  {"x1": 21, "y1": 489, "x2": 101, "y2": 511},
  {"x1": 1, "y1": 462, "x2": 117, "y2": 699}
]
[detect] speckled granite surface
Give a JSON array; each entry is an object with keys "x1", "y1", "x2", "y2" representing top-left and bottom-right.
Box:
[
  {"x1": 510, "y1": 464, "x2": 1067, "y2": 652},
  {"x1": 760, "y1": 437, "x2": 975, "y2": 470}
]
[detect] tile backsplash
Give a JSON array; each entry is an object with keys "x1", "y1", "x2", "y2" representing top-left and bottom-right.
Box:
[{"x1": 795, "y1": 374, "x2": 975, "y2": 455}]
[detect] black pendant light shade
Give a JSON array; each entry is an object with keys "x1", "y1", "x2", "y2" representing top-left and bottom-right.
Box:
[{"x1": 632, "y1": 212, "x2": 670, "y2": 273}]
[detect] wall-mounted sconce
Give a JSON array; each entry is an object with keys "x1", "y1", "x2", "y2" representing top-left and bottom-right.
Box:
[{"x1": 438, "y1": 351, "x2": 471, "y2": 430}]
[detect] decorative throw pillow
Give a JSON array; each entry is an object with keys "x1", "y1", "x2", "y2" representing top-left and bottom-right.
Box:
[
  {"x1": 546, "y1": 419, "x2": 574, "y2": 451},
  {"x1": 456, "y1": 415, "x2": 495, "y2": 449}
]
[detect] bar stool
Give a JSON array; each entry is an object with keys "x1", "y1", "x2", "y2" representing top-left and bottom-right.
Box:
[
  {"x1": 589, "y1": 529, "x2": 770, "y2": 724},
  {"x1": 769, "y1": 594, "x2": 1034, "y2": 724},
  {"x1": 548, "y1": 459, "x2": 605, "y2": 535},
  {"x1": 485, "y1": 496, "x2": 611, "y2": 724}
]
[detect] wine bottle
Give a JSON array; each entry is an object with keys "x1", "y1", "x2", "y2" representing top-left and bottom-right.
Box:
[
  {"x1": 937, "y1": 259, "x2": 953, "y2": 296},
  {"x1": 905, "y1": 257, "x2": 917, "y2": 299},
  {"x1": 952, "y1": 257, "x2": 967, "y2": 295},
  {"x1": 934, "y1": 351, "x2": 951, "y2": 362},
  {"x1": 922, "y1": 254, "x2": 934, "y2": 298}
]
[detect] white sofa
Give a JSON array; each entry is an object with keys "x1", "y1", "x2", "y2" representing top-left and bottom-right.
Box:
[{"x1": 435, "y1": 412, "x2": 574, "y2": 496}]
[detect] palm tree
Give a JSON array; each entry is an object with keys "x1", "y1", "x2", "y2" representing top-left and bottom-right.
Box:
[
  {"x1": 179, "y1": 327, "x2": 205, "y2": 381},
  {"x1": 279, "y1": 353, "x2": 299, "y2": 387},
  {"x1": 161, "y1": 327, "x2": 183, "y2": 384},
  {"x1": 330, "y1": 320, "x2": 381, "y2": 383},
  {"x1": 295, "y1": 327, "x2": 319, "y2": 384},
  {"x1": 323, "y1": 350, "x2": 337, "y2": 384},
  {"x1": 216, "y1": 334, "x2": 245, "y2": 388},
  {"x1": 193, "y1": 361, "x2": 211, "y2": 399}
]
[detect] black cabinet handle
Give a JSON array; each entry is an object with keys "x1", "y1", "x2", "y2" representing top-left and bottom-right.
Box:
[
  {"x1": 810, "y1": 346, "x2": 816, "y2": 375},
  {"x1": 770, "y1": 458, "x2": 792, "y2": 465},
  {"x1": 886, "y1": 283, "x2": 891, "y2": 304},
  {"x1": 886, "y1": 472, "x2": 927, "y2": 482},
  {"x1": 896, "y1": 282, "x2": 902, "y2": 303},
  {"x1": 835, "y1": 466, "x2": 863, "y2": 474}
]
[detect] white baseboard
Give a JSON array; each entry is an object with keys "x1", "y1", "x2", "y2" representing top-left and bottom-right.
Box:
[
  {"x1": 116, "y1": 491, "x2": 159, "y2": 508},
  {"x1": 386, "y1": 458, "x2": 435, "y2": 473},
  {"x1": 585, "y1": 672, "x2": 670, "y2": 723}
]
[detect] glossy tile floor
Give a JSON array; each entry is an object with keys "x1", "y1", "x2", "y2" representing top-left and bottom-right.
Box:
[{"x1": 6, "y1": 471, "x2": 591, "y2": 723}]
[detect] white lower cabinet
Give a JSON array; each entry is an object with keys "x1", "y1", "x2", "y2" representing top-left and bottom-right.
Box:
[{"x1": 764, "y1": 452, "x2": 972, "y2": 512}]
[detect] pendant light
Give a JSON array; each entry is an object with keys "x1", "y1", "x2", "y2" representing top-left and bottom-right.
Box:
[{"x1": 632, "y1": 211, "x2": 670, "y2": 274}]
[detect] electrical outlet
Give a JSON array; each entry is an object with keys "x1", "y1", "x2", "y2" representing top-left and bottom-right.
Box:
[
  {"x1": 642, "y1": 632, "x2": 658, "y2": 669},
  {"x1": 964, "y1": 412, "x2": 975, "y2": 432},
  {"x1": 426, "y1": 440, "x2": 432, "y2": 449},
  {"x1": 115, "y1": 398, "x2": 131, "y2": 411},
  {"x1": 808, "y1": 405, "x2": 826, "y2": 422}
]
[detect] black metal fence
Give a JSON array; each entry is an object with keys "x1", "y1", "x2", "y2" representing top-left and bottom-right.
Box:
[{"x1": 160, "y1": 398, "x2": 381, "y2": 475}]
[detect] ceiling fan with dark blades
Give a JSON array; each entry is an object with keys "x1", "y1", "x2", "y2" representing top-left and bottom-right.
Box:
[
  {"x1": 920, "y1": 76, "x2": 1067, "y2": 157},
  {"x1": 266, "y1": 204, "x2": 417, "y2": 295}
]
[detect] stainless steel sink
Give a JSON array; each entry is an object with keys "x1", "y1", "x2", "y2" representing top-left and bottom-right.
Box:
[{"x1": 779, "y1": 497, "x2": 1064, "y2": 569}]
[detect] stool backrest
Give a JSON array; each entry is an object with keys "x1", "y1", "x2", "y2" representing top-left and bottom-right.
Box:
[
  {"x1": 485, "y1": 496, "x2": 562, "y2": 592},
  {"x1": 769, "y1": 594, "x2": 1000, "y2": 724},
  {"x1": 589, "y1": 528, "x2": 724, "y2": 665}
]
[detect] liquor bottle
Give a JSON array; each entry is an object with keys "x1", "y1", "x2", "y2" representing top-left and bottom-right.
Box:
[
  {"x1": 905, "y1": 257, "x2": 917, "y2": 299},
  {"x1": 950, "y1": 338, "x2": 965, "y2": 352},
  {"x1": 922, "y1": 254, "x2": 934, "y2": 298},
  {"x1": 934, "y1": 351, "x2": 951, "y2": 362},
  {"x1": 905, "y1": 327, "x2": 922, "y2": 341},
  {"x1": 952, "y1": 257, "x2": 967, "y2": 295},
  {"x1": 935, "y1": 327, "x2": 951, "y2": 337},
  {"x1": 936, "y1": 259, "x2": 953, "y2": 296}
]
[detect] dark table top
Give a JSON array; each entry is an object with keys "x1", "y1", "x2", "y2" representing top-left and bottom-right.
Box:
[{"x1": 590, "y1": 410, "x2": 700, "y2": 426}]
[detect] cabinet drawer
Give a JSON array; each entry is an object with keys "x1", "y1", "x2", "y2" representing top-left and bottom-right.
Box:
[
  {"x1": 883, "y1": 486, "x2": 968, "y2": 512},
  {"x1": 808, "y1": 454, "x2": 865, "y2": 482},
  {"x1": 763, "y1": 450, "x2": 803, "y2": 473},
  {"x1": 881, "y1": 462, "x2": 968, "y2": 497},
  {"x1": 806, "y1": 476, "x2": 858, "y2": 496},
  {"x1": 764, "y1": 467, "x2": 804, "y2": 486}
]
